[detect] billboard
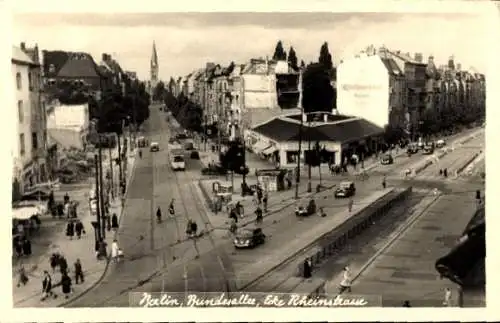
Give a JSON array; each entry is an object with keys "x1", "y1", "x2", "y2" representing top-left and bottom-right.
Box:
[{"x1": 337, "y1": 55, "x2": 390, "y2": 128}]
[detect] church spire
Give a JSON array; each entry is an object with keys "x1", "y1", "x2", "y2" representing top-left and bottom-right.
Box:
[{"x1": 151, "y1": 41, "x2": 158, "y2": 68}]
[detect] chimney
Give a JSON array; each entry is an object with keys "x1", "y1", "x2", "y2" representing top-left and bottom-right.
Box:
[
  {"x1": 20, "y1": 42, "x2": 26, "y2": 50},
  {"x1": 323, "y1": 113, "x2": 328, "y2": 123},
  {"x1": 414, "y1": 53, "x2": 423, "y2": 63}
]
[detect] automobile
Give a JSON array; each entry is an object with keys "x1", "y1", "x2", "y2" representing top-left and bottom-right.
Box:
[
  {"x1": 201, "y1": 163, "x2": 228, "y2": 176},
  {"x1": 295, "y1": 199, "x2": 316, "y2": 217},
  {"x1": 406, "y1": 144, "x2": 419, "y2": 155},
  {"x1": 233, "y1": 227, "x2": 266, "y2": 249},
  {"x1": 334, "y1": 181, "x2": 356, "y2": 198},
  {"x1": 190, "y1": 151, "x2": 200, "y2": 159},
  {"x1": 171, "y1": 155, "x2": 186, "y2": 171},
  {"x1": 150, "y1": 142, "x2": 160, "y2": 152},
  {"x1": 435, "y1": 139, "x2": 446, "y2": 148},
  {"x1": 184, "y1": 141, "x2": 195, "y2": 150},
  {"x1": 422, "y1": 143, "x2": 435, "y2": 155},
  {"x1": 13, "y1": 201, "x2": 48, "y2": 215},
  {"x1": 175, "y1": 133, "x2": 188, "y2": 140},
  {"x1": 380, "y1": 154, "x2": 393, "y2": 165}
]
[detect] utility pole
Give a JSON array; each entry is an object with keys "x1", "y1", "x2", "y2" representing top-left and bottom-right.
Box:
[
  {"x1": 94, "y1": 154, "x2": 102, "y2": 242},
  {"x1": 295, "y1": 111, "x2": 304, "y2": 199},
  {"x1": 150, "y1": 153, "x2": 155, "y2": 251},
  {"x1": 108, "y1": 146, "x2": 114, "y2": 199},
  {"x1": 98, "y1": 139, "x2": 106, "y2": 239},
  {"x1": 117, "y1": 130, "x2": 123, "y2": 186},
  {"x1": 307, "y1": 119, "x2": 312, "y2": 193}
]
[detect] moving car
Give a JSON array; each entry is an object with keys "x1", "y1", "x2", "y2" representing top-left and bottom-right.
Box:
[
  {"x1": 150, "y1": 142, "x2": 160, "y2": 152},
  {"x1": 190, "y1": 151, "x2": 200, "y2": 159},
  {"x1": 422, "y1": 142, "x2": 435, "y2": 155},
  {"x1": 380, "y1": 154, "x2": 393, "y2": 165},
  {"x1": 233, "y1": 227, "x2": 266, "y2": 249},
  {"x1": 170, "y1": 155, "x2": 186, "y2": 171},
  {"x1": 406, "y1": 143, "x2": 419, "y2": 155},
  {"x1": 334, "y1": 181, "x2": 356, "y2": 198}
]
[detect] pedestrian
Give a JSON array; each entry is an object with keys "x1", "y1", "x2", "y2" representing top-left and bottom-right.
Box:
[
  {"x1": 303, "y1": 259, "x2": 312, "y2": 278},
  {"x1": 111, "y1": 239, "x2": 119, "y2": 262},
  {"x1": 229, "y1": 218, "x2": 237, "y2": 234},
  {"x1": 475, "y1": 189, "x2": 481, "y2": 202},
  {"x1": 319, "y1": 207, "x2": 326, "y2": 217},
  {"x1": 229, "y1": 209, "x2": 238, "y2": 223},
  {"x1": 443, "y1": 168, "x2": 448, "y2": 178},
  {"x1": 17, "y1": 265, "x2": 28, "y2": 287},
  {"x1": 286, "y1": 178, "x2": 292, "y2": 189},
  {"x1": 74, "y1": 259, "x2": 84, "y2": 284},
  {"x1": 443, "y1": 287, "x2": 452, "y2": 306},
  {"x1": 60, "y1": 272, "x2": 72, "y2": 299},
  {"x1": 255, "y1": 206, "x2": 263, "y2": 224},
  {"x1": 57, "y1": 203, "x2": 64, "y2": 218},
  {"x1": 66, "y1": 220, "x2": 75, "y2": 240},
  {"x1": 106, "y1": 214, "x2": 111, "y2": 231},
  {"x1": 257, "y1": 188, "x2": 263, "y2": 205},
  {"x1": 348, "y1": 198, "x2": 353, "y2": 213},
  {"x1": 235, "y1": 201, "x2": 244, "y2": 218},
  {"x1": 14, "y1": 238, "x2": 23, "y2": 258},
  {"x1": 139, "y1": 149, "x2": 142, "y2": 158},
  {"x1": 64, "y1": 193, "x2": 70, "y2": 204},
  {"x1": 156, "y1": 206, "x2": 162, "y2": 223},
  {"x1": 50, "y1": 253, "x2": 59, "y2": 273},
  {"x1": 22, "y1": 237, "x2": 32, "y2": 256},
  {"x1": 263, "y1": 194, "x2": 268, "y2": 213},
  {"x1": 402, "y1": 300, "x2": 411, "y2": 307},
  {"x1": 169, "y1": 199, "x2": 175, "y2": 217},
  {"x1": 59, "y1": 255, "x2": 68, "y2": 275},
  {"x1": 75, "y1": 220, "x2": 85, "y2": 239},
  {"x1": 339, "y1": 266, "x2": 352, "y2": 293},
  {"x1": 41, "y1": 270, "x2": 56, "y2": 300},
  {"x1": 382, "y1": 176, "x2": 387, "y2": 189},
  {"x1": 186, "y1": 219, "x2": 193, "y2": 237},
  {"x1": 439, "y1": 169, "x2": 443, "y2": 176},
  {"x1": 111, "y1": 213, "x2": 119, "y2": 230}
]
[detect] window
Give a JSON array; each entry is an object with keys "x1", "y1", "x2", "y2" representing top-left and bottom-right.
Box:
[
  {"x1": 17, "y1": 100, "x2": 24, "y2": 123},
  {"x1": 32, "y1": 132, "x2": 38, "y2": 150},
  {"x1": 16, "y1": 72, "x2": 22, "y2": 90},
  {"x1": 49, "y1": 64, "x2": 55, "y2": 73},
  {"x1": 19, "y1": 133, "x2": 25, "y2": 155}
]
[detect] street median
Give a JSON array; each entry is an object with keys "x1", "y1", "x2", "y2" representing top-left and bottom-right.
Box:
[
  {"x1": 455, "y1": 152, "x2": 480, "y2": 177},
  {"x1": 237, "y1": 187, "x2": 412, "y2": 291}
]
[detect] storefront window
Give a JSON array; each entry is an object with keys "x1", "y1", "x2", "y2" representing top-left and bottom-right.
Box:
[{"x1": 286, "y1": 151, "x2": 299, "y2": 164}]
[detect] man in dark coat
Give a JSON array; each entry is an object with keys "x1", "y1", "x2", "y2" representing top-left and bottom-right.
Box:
[
  {"x1": 59, "y1": 255, "x2": 68, "y2": 275},
  {"x1": 75, "y1": 220, "x2": 84, "y2": 239},
  {"x1": 255, "y1": 207, "x2": 263, "y2": 224},
  {"x1": 22, "y1": 238, "x2": 32, "y2": 256},
  {"x1": 61, "y1": 272, "x2": 72, "y2": 299},
  {"x1": 66, "y1": 221, "x2": 75, "y2": 240},
  {"x1": 63, "y1": 193, "x2": 70, "y2": 204},
  {"x1": 74, "y1": 259, "x2": 84, "y2": 284},
  {"x1": 111, "y1": 213, "x2": 119, "y2": 230}
]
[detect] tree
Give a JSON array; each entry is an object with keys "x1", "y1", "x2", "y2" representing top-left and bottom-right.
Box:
[
  {"x1": 272, "y1": 40, "x2": 287, "y2": 61},
  {"x1": 153, "y1": 81, "x2": 166, "y2": 101},
  {"x1": 288, "y1": 46, "x2": 298, "y2": 71},
  {"x1": 319, "y1": 42, "x2": 333, "y2": 71},
  {"x1": 301, "y1": 63, "x2": 334, "y2": 113},
  {"x1": 300, "y1": 60, "x2": 306, "y2": 69}
]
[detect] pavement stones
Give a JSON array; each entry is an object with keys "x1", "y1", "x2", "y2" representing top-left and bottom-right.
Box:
[{"x1": 12, "y1": 140, "x2": 137, "y2": 307}]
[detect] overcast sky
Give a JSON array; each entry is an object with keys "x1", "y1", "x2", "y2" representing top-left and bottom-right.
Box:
[{"x1": 12, "y1": 10, "x2": 491, "y2": 81}]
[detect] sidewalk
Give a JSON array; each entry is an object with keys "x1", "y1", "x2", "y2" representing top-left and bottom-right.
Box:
[{"x1": 13, "y1": 136, "x2": 137, "y2": 307}]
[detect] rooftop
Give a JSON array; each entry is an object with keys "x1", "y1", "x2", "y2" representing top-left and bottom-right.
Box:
[
  {"x1": 253, "y1": 112, "x2": 384, "y2": 143},
  {"x1": 12, "y1": 46, "x2": 35, "y2": 65}
]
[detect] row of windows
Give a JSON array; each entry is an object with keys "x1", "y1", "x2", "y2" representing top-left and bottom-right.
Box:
[
  {"x1": 16, "y1": 71, "x2": 41, "y2": 91},
  {"x1": 18, "y1": 132, "x2": 40, "y2": 156}
]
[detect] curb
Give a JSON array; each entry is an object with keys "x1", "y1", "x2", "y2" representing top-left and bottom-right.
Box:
[
  {"x1": 59, "y1": 151, "x2": 138, "y2": 307},
  {"x1": 455, "y1": 152, "x2": 480, "y2": 177}
]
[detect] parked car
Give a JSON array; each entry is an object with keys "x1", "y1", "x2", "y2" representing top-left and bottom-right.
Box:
[
  {"x1": 334, "y1": 181, "x2": 356, "y2": 198},
  {"x1": 380, "y1": 154, "x2": 393, "y2": 165},
  {"x1": 233, "y1": 227, "x2": 266, "y2": 249},
  {"x1": 190, "y1": 151, "x2": 200, "y2": 159},
  {"x1": 150, "y1": 142, "x2": 160, "y2": 152},
  {"x1": 435, "y1": 139, "x2": 446, "y2": 148},
  {"x1": 201, "y1": 163, "x2": 228, "y2": 176},
  {"x1": 295, "y1": 199, "x2": 317, "y2": 217},
  {"x1": 406, "y1": 144, "x2": 419, "y2": 155}
]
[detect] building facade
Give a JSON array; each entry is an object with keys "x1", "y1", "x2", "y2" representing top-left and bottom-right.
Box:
[
  {"x1": 12, "y1": 44, "x2": 48, "y2": 198},
  {"x1": 337, "y1": 52, "x2": 406, "y2": 136}
]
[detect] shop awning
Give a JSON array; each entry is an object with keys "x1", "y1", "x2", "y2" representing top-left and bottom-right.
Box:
[
  {"x1": 253, "y1": 141, "x2": 271, "y2": 153},
  {"x1": 12, "y1": 206, "x2": 40, "y2": 220},
  {"x1": 262, "y1": 146, "x2": 278, "y2": 155}
]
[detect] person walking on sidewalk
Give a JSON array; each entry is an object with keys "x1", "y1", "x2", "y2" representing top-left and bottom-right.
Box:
[
  {"x1": 339, "y1": 266, "x2": 352, "y2": 293},
  {"x1": 74, "y1": 259, "x2": 84, "y2": 284},
  {"x1": 75, "y1": 220, "x2": 85, "y2": 239},
  {"x1": 169, "y1": 199, "x2": 175, "y2": 217},
  {"x1": 156, "y1": 206, "x2": 163, "y2": 223},
  {"x1": 60, "y1": 272, "x2": 72, "y2": 299},
  {"x1": 50, "y1": 253, "x2": 59, "y2": 273},
  {"x1": 22, "y1": 237, "x2": 32, "y2": 256},
  {"x1": 41, "y1": 270, "x2": 56, "y2": 301},
  {"x1": 66, "y1": 220, "x2": 75, "y2": 240},
  {"x1": 255, "y1": 206, "x2": 263, "y2": 225},
  {"x1": 443, "y1": 287, "x2": 452, "y2": 306},
  {"x1": 111, "y1": 213, "x2": 119, "y2": 231},
  {"x1": 111, "y1": 239, "x2": 120, "y2": 263},
  {"x1": 382, "y1": 176, "x2": 387, "y2": 189},
  {"x1": 263, "y1": 194, "x2": 268, "y2": 213},
  {"x1": 97, "y1": 239, "x2": 107, "y2": 260},
  {"x1": 59, "y1": 255, "x2": 68, "y2": 275},
  {"x1": 16, "y1": 265, "x2": 28, "y2": 287}
]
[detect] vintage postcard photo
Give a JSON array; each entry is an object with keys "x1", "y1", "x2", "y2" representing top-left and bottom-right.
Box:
[{"x1": 7, "y1": 0, "x2": 495, "y2": 321}]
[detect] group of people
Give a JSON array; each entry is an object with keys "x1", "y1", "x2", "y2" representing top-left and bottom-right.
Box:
[
  {"x1": 156, "y1": 199, "x2": 176, "y2": 223},
  {"x1": 438, "y1": 168, "x2": 449, "y2": 178},
  {"x1": 13, "y1": 236, "x2": 32, "y2": 258}
]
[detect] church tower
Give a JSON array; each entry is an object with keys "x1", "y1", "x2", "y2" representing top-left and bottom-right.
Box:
[{"x1": 150, "y1": 41, "x2": 159, "y2": 98}]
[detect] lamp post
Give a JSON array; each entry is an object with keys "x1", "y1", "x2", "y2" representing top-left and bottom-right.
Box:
[
  {"x1": 94, "y1": 155, "x2": 102, "y2": 244},
  {"x1": 307, "y1": 119, "x2": 312, "y2": 193},
  {"x1": 98, "y1": 138, "x2": 106, "y2": 239}
]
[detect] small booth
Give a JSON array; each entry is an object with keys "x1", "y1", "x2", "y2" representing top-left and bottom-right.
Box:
[
  {"x1": 256, "y1": 169, "x2": 289, "y2": 192},
  {"x1": 211, "y1": 181, "x2": 234, "y2": 213},
  {"x1": 12, "y1": 206, "x2": 42, "y2": 238}
]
